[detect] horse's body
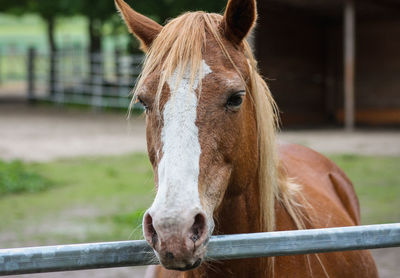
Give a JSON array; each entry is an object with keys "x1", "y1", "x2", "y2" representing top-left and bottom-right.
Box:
[
  {"x1": 115, "y1": 0, "x2": 378, "y2": 276},
  {"x1": 145, "y1": 144, "x2": 377, "y2": 278}
]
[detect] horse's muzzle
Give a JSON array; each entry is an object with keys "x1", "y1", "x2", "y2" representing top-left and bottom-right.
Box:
[{"x1": 143, "y1": 210, "x2": 209, "y2": 270}]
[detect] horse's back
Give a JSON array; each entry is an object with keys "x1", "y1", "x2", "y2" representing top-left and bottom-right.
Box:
[
  {"x1": 279, "y1": 143, "x2": 361, "y2": 225},
  {"x1": 278, "y1": 143, "x2": 379, "y2": 277}
]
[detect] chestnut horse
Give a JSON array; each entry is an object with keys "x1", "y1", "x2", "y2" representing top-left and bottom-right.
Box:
[{"x1": 115, "y1": 0, "x2": 378, "y2": 277}]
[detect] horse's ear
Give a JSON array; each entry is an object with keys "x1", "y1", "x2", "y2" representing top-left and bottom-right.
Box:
[
  {"x1": 115, "y1": 0, "x2": 162, "y2": 51},
  {"x1": 221, "y1": 0, "x2": 257, "y2": 45}
]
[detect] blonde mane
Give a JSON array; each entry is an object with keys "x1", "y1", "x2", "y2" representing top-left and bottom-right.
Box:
[{"x1": 132, "y1": 11, "x2": 305, "y2": 235}]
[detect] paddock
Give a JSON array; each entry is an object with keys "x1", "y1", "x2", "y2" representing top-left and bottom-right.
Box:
[{"x1": 0, "y1": 103, "x2": 399, "y2": 278}]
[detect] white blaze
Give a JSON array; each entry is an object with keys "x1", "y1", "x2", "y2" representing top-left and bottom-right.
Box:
[{"x1": 150, "y1": 60, "x2": 212, "y2": 224}]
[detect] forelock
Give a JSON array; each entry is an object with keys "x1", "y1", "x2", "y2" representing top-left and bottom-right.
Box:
[{"x1": 132, "y1": 12, "x2": 223, "y2": 113}]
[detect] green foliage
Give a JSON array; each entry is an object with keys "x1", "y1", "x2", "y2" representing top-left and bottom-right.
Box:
[
  {"x1": 0, "y1": 0, "x2": 227, "y2": 21},
  {"x1": 0, "y1": 0, "x2": 28, "y2": 14},
  {"x1": 0, "y1": 160, "x2": 51, "y2": 195},
  {"x1": 76, "y1": 0, "x2": 116, "y2": 21},
  {"x1": 126, "y1": 0, "x2": 227, "y2": 24},
  {"x1": 25, "y1": 0, "x2": 77, "y2": 19},
  {"x1": 0, "y1": 0, "x2": 229, "y2": 54}
]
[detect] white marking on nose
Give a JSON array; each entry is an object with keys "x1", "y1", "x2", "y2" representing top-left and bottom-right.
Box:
[{"x1": 150, "y1": 60, "x2": 212, "y2": 224}]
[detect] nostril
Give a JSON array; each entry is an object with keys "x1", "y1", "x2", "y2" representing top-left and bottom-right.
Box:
[
  {"x1": 144, "y1": 213, "x2": 158, "y2": 247},
  {"x1": 165, "y1": 252, "x2": 174, "y2": 260},
  {"x1": 190, "y1": 213, "x2": 207, "y2": 243}
]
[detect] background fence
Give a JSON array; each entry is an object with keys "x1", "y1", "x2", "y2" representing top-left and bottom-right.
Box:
[
  {"x1": 0, "y1": 48, "x2": 28, "y2": 101},
  {"x1": 0, "y1": 46, "x2": 143, "y2": 109},
  {"x1": 1, "y1": 223, "x2": 400, "y2": 276}
]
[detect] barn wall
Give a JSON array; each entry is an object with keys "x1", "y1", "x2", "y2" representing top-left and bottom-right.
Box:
[
  {"x1": 331, "y1": 18, "x2": 400, "y2": 125},
  {"x1": 255, "y1": 8, "x2": 328, "y2": 126},
  {"x1": 356, "y1": 19, "x2": 400, "y2": 109},
  {"x1": 256, "y1": 4, "x2": 400, "y2": 126}
]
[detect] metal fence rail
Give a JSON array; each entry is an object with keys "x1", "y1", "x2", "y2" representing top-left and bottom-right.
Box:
[{"x1": 1, "y1": 223, "x2": 400, "y2": 276}]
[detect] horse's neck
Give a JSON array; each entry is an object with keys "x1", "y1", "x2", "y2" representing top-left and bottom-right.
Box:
[
  {"x1": 189, "y1": 174, "x2": 268, "y2": 277},
  {"x1": 214, "y1": 176, "x2": 263, "y2": 234},
  {"x1": 195, "y1": 175, "x2": 294, "y2": 278}
]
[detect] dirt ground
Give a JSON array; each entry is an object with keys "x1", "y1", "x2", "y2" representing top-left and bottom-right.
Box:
[
  {"x1": 0, "y1": 103, "x2": 147, "y2": 162},
  {"x1": 1, "y1": 103, "x2": 399, "y2": 162},
  {"x1": 1, "y1": 103, "x2": 399, "y2": 277}
]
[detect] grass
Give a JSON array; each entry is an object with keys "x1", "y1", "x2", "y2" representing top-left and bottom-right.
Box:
[
  {"x1": 328, "y1": 154, "x2": 400, "y2": 225},
  {"x1": 0, "y1": 160, "x2": 51, "y2": 195},
  {"x1": 0, "y1": 153, "x2": 155, "y2": 248},
  {"x1": 0, "y1": 153, "x2": 398, "y2": 248}
]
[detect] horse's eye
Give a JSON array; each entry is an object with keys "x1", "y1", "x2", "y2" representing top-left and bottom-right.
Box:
[
  {"x1": 137, "y1": 97, "x2": 149, "y2": 112},
  {"x1": 226, "y1": 91, "x2": 245, "y2": 111}
]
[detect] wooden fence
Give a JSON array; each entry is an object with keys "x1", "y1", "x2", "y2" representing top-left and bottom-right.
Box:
[
  {"x1": 0, "y1": 47, "x2": 143, "y2": 108},
  {"x1": 27, "y1": 47, "x2": 143, "y2": 108}
]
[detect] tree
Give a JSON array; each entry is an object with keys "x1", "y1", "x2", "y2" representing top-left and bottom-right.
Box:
[
  {"x1": 115, "y1": 0, "x2": 227, "y2": 52},
  {"x1": 26, "y1": 1, "x2": 78, "y2": 52},
  {"x1": 123, "y1": 0, "x2": 226, "y2": 25},
  {"x1": 23, "y1": 0, "x2": 78, "y2": 96},
  {"x1": 0, "y1": 0, "x2": 28, "y2": 14},
  {"x1": 76, "y1": 1, "x2": 116, "y2": 54}
]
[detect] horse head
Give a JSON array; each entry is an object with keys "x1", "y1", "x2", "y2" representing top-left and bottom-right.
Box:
[{"x1": 115, "y1": 0, "x2": 267, "y2": 271}]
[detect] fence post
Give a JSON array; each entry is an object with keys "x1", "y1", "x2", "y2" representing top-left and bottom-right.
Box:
[
  {"x1": 27, "y1": 47, "x2": 36, "y2": 103},
  {"x1": 115, "y1": 49, "x2": 122, "y2": 94},
  {"x1": 115, "y1": 49, "x2": 124, "y2": 105},
  {"x1": 343, "y1": 0, "x2": 356, "y2": 131},
  {"x1": 48, "y1": 50, "x2": 57, "y2": 98},
  {"x1": 72, "y1": 44, "x2": 83, "y2": 95},
  {"x1": 115, "y1": 49, "x2": 122, "y2": 85},
  {"x1": 0, "y1": 48, "x2": 2, "y2": 86},
  {"x1": 91, "y1": 52, "x2": 103, "y2": 109},
  {"x1": 54, "y1": 50, "x2": 65, "y2": 105}
]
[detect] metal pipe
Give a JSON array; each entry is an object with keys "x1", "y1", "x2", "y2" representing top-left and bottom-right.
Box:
[{"x1": 1, "y1": 223, "x2": 400, "y2": 276}]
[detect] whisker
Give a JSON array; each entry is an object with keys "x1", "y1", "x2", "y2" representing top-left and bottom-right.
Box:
[{"x1": 128, "y1": 223, "x2": 144, "y2": 240}]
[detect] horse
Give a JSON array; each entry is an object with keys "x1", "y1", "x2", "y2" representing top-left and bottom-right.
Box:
[{"x1": 115, "y1": 0, "x2": 379, "y2": 277}]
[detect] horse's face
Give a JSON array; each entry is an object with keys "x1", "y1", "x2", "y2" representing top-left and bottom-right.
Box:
[
  {"x1": 116, "y1": 0, "x2": 257, "y2": 271},
  {"x1": 139, "y1": 44, "x2": 256, "y2": 270}
]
